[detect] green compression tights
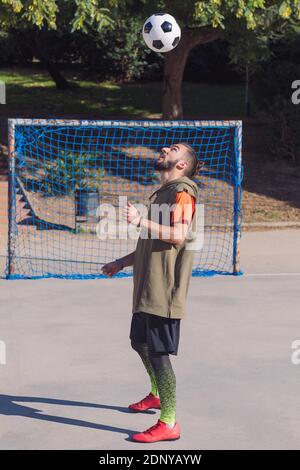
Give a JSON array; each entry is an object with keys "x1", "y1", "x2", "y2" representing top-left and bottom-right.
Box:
[
  {"x1": 131, "y1": 341, "x2": 159, "y2": 397},
  {"x1": 131, "y1": 341, "x2": 176, "y2": 426}
]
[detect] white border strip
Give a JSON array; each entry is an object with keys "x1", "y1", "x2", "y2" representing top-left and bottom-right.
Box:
[{"x1": 244, "y1": 272, "x2": 300, "y2": 277}]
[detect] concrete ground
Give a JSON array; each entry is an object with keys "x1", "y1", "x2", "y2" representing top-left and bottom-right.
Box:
[{"x1": 0, "y1": 229, "x2": 299, "y2": 450}]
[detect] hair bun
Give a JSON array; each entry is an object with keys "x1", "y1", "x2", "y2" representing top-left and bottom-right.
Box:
[{"x1": 195, "y1": 160, "x2": 205, "y2": 175}]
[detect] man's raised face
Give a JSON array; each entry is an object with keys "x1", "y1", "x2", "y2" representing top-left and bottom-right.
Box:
[{"x1": 154, "y1": 143, "x2": 188, "y2": 172}]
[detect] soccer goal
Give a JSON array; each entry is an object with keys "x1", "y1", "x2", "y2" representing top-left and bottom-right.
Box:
[{"x1": 6, "y1": 119, "x2": 243, "y2": 279}]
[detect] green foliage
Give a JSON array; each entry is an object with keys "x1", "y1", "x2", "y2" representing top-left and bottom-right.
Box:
[
  {"x1": 41, "y1": 151, "x2": 103, "y2": 195},
  {"x1": 1, "y1": 11, "x2": 162, "y2": 82},
  {"x1": 193, "y1": 0, "x2": 300, "y2": 30},
  {"x1": 1, "y1": 0, "x2": 300, "y2": 82},
  {"x1": 253, "y1": 59, "x2": 300, "y2": 106},
  {"x1": 228, "y1": 27, "x2": 271, "y2": 75},
  {"x1": 71, "y1": 0, "x2": 115, "y2": 32},
  {"x1": 252, "y1": 43, "x2": 300, "y2": 163},
  {"x1": 90, "y1": 16, "x2": 162, "y2": 81},
  {"x1": 0, "y1": 0, "x2": 299, "y2": 79},
  {"x1": 2, "y1": 0, "x2": 300, "y2": 32},
  {"x1": 0, "y1": 0, "x2": 58, "y2": 29},
  {"x1": 101, "y1": 17, "x2": 150, "y2": 81},
  {"x1": 262, "y1": 97, "x2": 300, "y2": 163},
  {"x1": 0, "y1": 0, "x2": 116, "y2": 31}
]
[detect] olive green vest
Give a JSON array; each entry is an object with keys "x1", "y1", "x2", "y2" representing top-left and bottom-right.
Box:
[{"x1": 132, "y1": 176, "x2": 199, "y2": 319}]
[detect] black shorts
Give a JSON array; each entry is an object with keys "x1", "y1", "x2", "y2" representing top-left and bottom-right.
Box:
[{"x1": 129, "y1": 311, "x2": 181, "y2": 356}]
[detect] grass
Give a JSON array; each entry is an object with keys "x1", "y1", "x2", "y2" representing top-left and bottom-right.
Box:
[{"x1": 0, "y1": 67, "x2": 246, "y2": 117}]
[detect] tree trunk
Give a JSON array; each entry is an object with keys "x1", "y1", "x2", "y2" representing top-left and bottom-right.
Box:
[
  {"x1": 38, "y1": 54, "x2": 72, "y2": 90},
  {"x1": 32, "y1": 33, "x2": 72, "y2": 90},
  {"x1": 163, "y1": 28, "x2": 221, "y2": 119},
  {"x1": 163, "y1": 42, "x2": 189, "y2": 119},
  {"x1": 245, "y1": 64, "x2": 251, "y2": 117}
]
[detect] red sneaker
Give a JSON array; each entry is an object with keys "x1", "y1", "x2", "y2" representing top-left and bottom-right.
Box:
[
  {"x1": 131, "y1": 419, "x2": 180, "y2": 443},
  {"x1": 129, "y1": 393, "x2": 161, "y2": 412}
]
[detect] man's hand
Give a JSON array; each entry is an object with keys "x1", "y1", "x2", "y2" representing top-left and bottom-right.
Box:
[
  {"x1": 123, "y1": 201, "x2": 142, "y2": 226},
  {"x1": 101, "y1": 260, "x2": 122, "y2": 278}
]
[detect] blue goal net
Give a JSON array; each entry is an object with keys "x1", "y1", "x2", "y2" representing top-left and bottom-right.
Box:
[{"x1": 6, "y1": 119, "x2": 243, "y2": 279}]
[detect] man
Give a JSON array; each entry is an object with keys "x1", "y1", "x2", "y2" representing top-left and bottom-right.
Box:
[{"x1": 102, "y1": 143, "x2": 202, "y2": 443}]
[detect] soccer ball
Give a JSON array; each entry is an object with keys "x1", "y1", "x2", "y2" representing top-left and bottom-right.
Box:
[{"x1": 142, "y1": 13, "x2": 181, "y2": 53}]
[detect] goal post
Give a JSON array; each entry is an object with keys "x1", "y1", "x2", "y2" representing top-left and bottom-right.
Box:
[{"x1": 6, "y1": 118, "x2": 243, "y2": 279}]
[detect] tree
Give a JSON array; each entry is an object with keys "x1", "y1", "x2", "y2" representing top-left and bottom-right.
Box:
[
  {"x1": 0, "y1": 0, "x2": 116, "y2": 31},
  {"x1": 2, "y1": 0, "x2": 300, "y2": 113},
  {"x1": 0, "y1": 0, "x2": 115, "y2": 89},
  {"x1": 228, "y1": 26, "x2": 272, "y2": 116},
  {"x1": 157, "y1": 0, "x2": 300, "y2": 118},
  {"x1": 97, "y1": 0, "x2": 300, "y2": 118}
]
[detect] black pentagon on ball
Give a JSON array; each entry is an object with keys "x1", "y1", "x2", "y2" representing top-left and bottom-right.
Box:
[
  {"x1": 152, "y1": 40, "x2": 164, "y2": 50},
  {"x1": 172, "y1": 36, "x2": 180, "y2": 47},
  {"x1": 154, "y1": 12, "x2": 166, "y2": 16},
  {"x1": 144, "y1": 22, "x2": 152, "y2": 33},
  {"x1": 161, "y1": 21, "x2": 172, "y2": 33}
]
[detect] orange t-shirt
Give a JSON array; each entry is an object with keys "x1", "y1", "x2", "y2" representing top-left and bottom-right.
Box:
[{"x1": 171, "y1": 191, "x2": 195, "y2": 226}]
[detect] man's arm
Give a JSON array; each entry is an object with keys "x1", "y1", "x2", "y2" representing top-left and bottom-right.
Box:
[
  {"x1": 139, "y1": 218, "x2": 189, "y2": 245},
  {"x1": 124, "y1": 193, "x2": 195, "y2": 246},
  {"x1": 117, "y1": 251, "x2": 135, "y2": 268},
  {"x1": 101, "y1": 251, "x2": 135, "y2": 277}
]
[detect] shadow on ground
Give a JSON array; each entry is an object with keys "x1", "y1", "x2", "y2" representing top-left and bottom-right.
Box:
[{"x1": 0, "y1": 394, "x2": 156, "y2": 439}]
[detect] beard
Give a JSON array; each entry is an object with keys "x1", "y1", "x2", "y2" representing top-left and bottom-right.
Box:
[{"x1": 154, "y1": 158, "x2": 179, "y2": 171}]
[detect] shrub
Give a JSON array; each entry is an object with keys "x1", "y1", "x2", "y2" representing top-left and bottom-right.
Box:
[
  {"x1": 252, "y1": 59, "x2": 300, "y2": 163},
  {"x1": 41, "y1": 152, "x2": 103, "y2": 195},
  {"x1": 261, "y1": 96, "x2": 300, "y2": 163}
]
